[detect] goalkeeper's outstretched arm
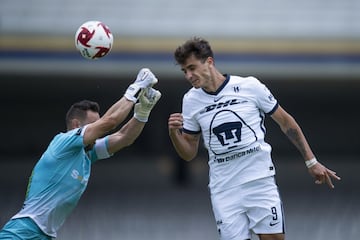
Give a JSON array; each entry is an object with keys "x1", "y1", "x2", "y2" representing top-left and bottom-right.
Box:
[
  {"x1": 84, "y1": 68, "x2": 158, "y2": 146},
  {"x1": 107, "y1": 87, "x2": 161, "y2": 154}
]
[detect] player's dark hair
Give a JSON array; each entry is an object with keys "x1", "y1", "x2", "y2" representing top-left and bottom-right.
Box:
[
  {"x1": 65, "y1": 100, "x2": 100, "y2": 129},
  {"x1": 174, "y1": 37, "x2": 214, "y2": 65}
]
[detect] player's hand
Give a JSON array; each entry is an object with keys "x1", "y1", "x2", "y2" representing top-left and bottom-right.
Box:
[
  {"x1": 308, "y1": 162, "x2": 341, "y2": 189},
  {"x1": 134, "y1": 87, "x2": 161, "y2": 122},
  {"x1": 124, "y1": 68, "x2": 158, "y2": 103},
  {"x1": 133, "y1": 68, "x2": 158, "y2": 88},
  {"x1": 168, "y1": 113, "x2": 183, "y2": 134}
]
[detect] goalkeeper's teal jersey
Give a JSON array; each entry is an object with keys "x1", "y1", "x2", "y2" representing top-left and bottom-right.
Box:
[{"x1": 12, "y1": 126, "x2": 108, "y2": 238}]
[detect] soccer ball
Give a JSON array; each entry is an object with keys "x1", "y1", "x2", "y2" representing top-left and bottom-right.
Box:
[{"x1": 75, "y1": 20, "x2": 113, "y2": 59}]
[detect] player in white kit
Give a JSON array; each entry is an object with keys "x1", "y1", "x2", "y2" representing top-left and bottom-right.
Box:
[
  {"x1": 0, "y1": 68, "x2": 161, "y2": 239},
  {"x1": 168, "y1": 37, "x2": 341, "y2": 240}
]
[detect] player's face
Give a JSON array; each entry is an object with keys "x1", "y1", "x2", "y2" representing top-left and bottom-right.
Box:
[
  {"x1": 82, "y1": 110, "x2": 100, "y2": 126},
  {"x1": 68, "y1": 110, "x2": 101, "y2": 131},
  {"x1": 181, "y1": 54, "x2": 213, "y2": 89}
]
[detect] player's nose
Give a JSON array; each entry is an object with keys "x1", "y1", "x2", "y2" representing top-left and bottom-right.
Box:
[{"x1": 185, "y1": 71, "x2": 193, "y2": 81}]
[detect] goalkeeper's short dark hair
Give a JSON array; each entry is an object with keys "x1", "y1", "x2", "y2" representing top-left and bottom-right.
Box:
[{"x1": 65, "y1": 100, "x2": 100, "y2": 129}]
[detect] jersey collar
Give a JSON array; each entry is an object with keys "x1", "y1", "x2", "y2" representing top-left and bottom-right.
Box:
[{"x1": 202, "y1": 74, "x2": 230, "y2": 95}]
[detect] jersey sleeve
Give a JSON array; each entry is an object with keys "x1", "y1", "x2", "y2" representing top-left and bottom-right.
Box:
[
  {"x1": 249, "y1": 77, "x2": 278, "y2": 115},
  {"x1": 49, "y1": 127, "x2": 85, "y2": 159},
  {"x1": 181, "y1": 91, "x2": 202, "y2": 134},
  {"x1": 87, "y1": 136, "x2": 113, "y2": 163}
]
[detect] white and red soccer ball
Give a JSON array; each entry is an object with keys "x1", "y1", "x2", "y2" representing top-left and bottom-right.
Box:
[{"x1": 75, "y1": 21, "x2": 113, "y2": 59}]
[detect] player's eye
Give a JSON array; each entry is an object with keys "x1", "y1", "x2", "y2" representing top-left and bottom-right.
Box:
[{"x1": 188, "y1": 66, "x2": 196, "y2": 72}]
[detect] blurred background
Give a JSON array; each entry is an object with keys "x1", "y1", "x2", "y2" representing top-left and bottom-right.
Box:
[{"x1": 0, "y1": 0, "x2": 359, "y2": 239}]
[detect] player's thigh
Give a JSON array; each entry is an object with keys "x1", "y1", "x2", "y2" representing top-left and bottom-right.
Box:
[
  {"x1": 211, "y1": 186, "x2": 252, "y2": 240},
  {"x1": 0, "y1": 218, "x2": 52, "y2": 240},
  {"x1": 246, "y1": 177, "x2": 285, "y2": 236},
  {"x1": 0, "y1": 219, "x2": 24, "y2": 240},
  {"x1": 0, "y1": 229, "x2": 22, "y2": 240}
]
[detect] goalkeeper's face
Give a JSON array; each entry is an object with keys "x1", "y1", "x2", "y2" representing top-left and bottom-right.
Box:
[
  {"x1": 68, "y1": 110, "x2": 100, "y2": 130},
  {"x1": 81, "y1": 111, "x2": 100, "y2": 126}
]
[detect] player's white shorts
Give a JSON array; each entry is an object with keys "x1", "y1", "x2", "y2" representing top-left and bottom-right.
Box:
[{"x1": 210, "y1": 176, "x2": 285, "y2": 240}]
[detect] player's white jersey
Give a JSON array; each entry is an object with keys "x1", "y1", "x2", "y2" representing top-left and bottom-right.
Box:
[{"x1": 182, "y1": 75, "x2": 279, "y2": 193}]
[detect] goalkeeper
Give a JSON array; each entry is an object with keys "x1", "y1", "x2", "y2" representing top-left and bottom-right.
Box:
[{"x1": 0, "y1": 68, "x2": 161, "y2": 240}]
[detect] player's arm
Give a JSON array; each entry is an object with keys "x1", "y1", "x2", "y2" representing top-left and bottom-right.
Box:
[
  {"x1": 271, "y1": 105, "x2": 341, "y2": 188},
  {"x1": 84, "y1": 68, "x2": 158, "y2": 146},
  {"x1": 270, "y1": 105, "x2": 314, "y2": 160},
  {"x1": 107, "y1": 88, "x2": 161, "y2": 154},
  {"x1": 168, "y1": 113, "x2": 200, "y2": 161},
  {"x1": 84, "y1": 97, "x2": 134, "y2": 146},
  {"x1": 106, "y1": 118, "x2": 145, "y2": 154}
]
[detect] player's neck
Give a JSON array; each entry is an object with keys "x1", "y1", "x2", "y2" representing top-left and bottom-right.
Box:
[{"x1": 203, "y1": 70, "x2": 226, "y2": 93}]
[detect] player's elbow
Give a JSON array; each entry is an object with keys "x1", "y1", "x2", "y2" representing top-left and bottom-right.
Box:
[
  {"x1": 182, "y1": 156, "x2": 195, "y2": 162},
  {"x1": 107, "y1": 134, "x2": 136, "y2": 154},
  {"x1": 122, "y1": 136, "x2": 136, "y2": 148},
  {"x1": 178, "y1": 150, "x2": 197, "y2": 162}
]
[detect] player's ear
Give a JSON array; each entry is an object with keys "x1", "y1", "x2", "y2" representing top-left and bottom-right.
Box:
[
  {"x1": 70, "y1": 119, "x2": 81, "y2": 129},
  {"x1": 206, "y1": 56, "x2": 215, "y2": 66}
]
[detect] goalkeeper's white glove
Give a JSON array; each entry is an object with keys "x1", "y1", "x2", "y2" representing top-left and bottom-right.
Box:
[
  {"x1": 124, "y1": 68, "x2": 158, "y2": 103},
  {"x1": 134, "y1": 87, "x2": 161, "y2": 122}
]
